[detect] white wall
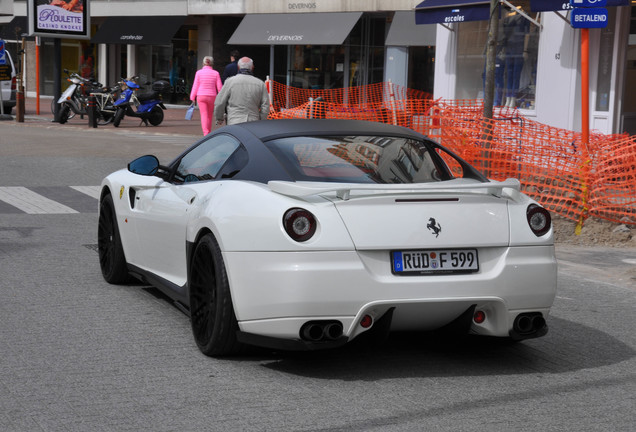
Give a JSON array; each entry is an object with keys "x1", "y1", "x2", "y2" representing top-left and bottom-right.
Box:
[
  {"x1": 533, "y1": 13, "x2": 580, "y2": 132},
  {"x1": 433, "y1": 24, "x2": 456, "y2": 100}
]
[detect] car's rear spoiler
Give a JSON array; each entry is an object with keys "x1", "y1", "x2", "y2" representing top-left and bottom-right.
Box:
[{"x1": 268, "y1": 178, "x2": 522, "y2": 201}]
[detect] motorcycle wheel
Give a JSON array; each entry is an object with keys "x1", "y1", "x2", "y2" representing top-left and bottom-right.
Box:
[
  {"x1": 148, "y1": 106, "x2": 164, "y2": 126},
  {"x1": 113, "y1": 107, "x2": 126, "y2": 127},
  {"x1": 58, "y1": 104, "x2": 71, "y2": 124},
  {"x1": 97, "y1": 110, "x2": 115, "y2": 126},
  {"x1": 52, "y1": 99, "x2": 76, "y2": 120}
]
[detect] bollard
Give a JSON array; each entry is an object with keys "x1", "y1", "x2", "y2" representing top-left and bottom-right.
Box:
[
  {"x1": 87, "y1": 95, "x2": 97, "y2": 128},
  {"x1": 16, "y1": 89, "x2": 24, "y2": 123}
]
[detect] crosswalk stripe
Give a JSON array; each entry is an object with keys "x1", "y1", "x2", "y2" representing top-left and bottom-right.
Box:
[
  {"x1": 0, "y1": 187, "x2": 80, "y2": 214},
  {"x1": 71, "y1": 185, "x2": 101, "y2": 200}
]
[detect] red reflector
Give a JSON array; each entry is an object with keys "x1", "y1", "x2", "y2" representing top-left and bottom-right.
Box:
[
  {"x1": 473, "y1": 310, "x2": 486, "y2": 324},
  {"x1": 360, "y1": 315, "x2": 373, "y2": 328}
]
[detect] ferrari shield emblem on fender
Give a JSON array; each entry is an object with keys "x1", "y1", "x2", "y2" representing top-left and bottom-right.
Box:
[{"x1": 119, "y1": 186, "x2": 124, "y2": 199}]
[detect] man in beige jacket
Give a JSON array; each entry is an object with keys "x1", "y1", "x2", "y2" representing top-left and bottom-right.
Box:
[{"x1": 214, "y1": 57, "x2": 270, "y2": 125}]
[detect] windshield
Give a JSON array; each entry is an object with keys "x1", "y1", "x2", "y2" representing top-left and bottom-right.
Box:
[{"x1": 265, "y1": 135, "x2": 451, "y2": 184}]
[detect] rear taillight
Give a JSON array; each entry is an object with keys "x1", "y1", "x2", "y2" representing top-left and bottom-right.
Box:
[
  {"x1": 526, "y1": 204, "x2": 551, "y2": 236},
  {"x1": 11, "y1": 76, "x2": 16, "y2": 91},
  {"x1": 283, "y1": 208, "x2": 316, "y2": 242}
]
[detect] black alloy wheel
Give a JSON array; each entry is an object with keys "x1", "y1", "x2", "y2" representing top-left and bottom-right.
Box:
[
  {"x1": 98, "y1": 194, "x2": 131, "y2": 284},
  {"x1": 189, "y1": 233, "x2": 243, "y2": 357}
]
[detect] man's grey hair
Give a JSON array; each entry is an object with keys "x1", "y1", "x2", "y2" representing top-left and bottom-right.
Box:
[{"x1": 237, "y1": 57, "x2": 254, "y2": 70}]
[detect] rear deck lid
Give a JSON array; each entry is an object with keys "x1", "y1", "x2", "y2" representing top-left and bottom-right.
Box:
[{"x1": 270, "y1": 179, "x2": 518, "y2": 249}]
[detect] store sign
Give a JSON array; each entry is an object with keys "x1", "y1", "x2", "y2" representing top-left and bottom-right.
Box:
[
  {"x1": 570, "y1": 0, "x2": 607, "y2": 6},
  {"x1": 414, "y1": 1, "x2": 490, "y2": 25},
  {"x1": 530, "y1": 0, "x2": 626, "y2": 12},
  {"x1": 27, "y1": 0, "x2": 91, "y2": 39},
  {"x1": 571, "y1": 7, "x2": 608, "y2": 28}
]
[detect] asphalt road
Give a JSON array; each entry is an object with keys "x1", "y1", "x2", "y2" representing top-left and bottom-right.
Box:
[{"x1": 0, "y1": 119, "x2": 634, "y2": 431}]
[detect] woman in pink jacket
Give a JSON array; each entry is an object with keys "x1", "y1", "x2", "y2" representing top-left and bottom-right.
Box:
[{"x1": 190, "y1": 56, "x2": 223, "y2": 135}]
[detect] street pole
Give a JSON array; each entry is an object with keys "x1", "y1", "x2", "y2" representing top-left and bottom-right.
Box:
[
  {"x1": 581, "y1": 28, "x2": 590, "y2": 148},
  {"x1": 481, "y1": 0, "x2": 500, "y2": 177},
  {"x1": 483, "y1": 0, "x2": 500, "y2": 122}
]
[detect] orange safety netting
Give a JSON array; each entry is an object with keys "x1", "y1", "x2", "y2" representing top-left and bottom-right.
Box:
[{"x1": 267, "y1": 81, "x2": 636, "y2": 226}]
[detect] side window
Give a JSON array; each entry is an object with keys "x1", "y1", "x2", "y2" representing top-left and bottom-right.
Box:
[{"x1": 174, "y1": 134, "x2": 246, "y2": 182}]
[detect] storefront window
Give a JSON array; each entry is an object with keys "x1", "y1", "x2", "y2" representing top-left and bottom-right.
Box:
[
  {"x1": 286, "y1": 45, "x2": 345, "y2": 90},
  {"x1": 272, "y1": 14, "x2": 386, "y2": 94},
  {"x1": 39, "y1": 38, "x2": 98, "y2": 96},
  {"x1": 136, "y1": 26, "x2": 198, "y2": 105},
  {"x1": 620, "y1": 5, "x2": 636, "y2": 134},
  {"x1": 409, "y1": 46, "x2": 435, "y2": 94},
  {"x1": 456, "y1": 1, "x2": 539, "y2": 109}
]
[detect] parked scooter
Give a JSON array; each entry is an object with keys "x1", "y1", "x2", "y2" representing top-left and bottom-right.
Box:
[
  {"x1": 55, "y1": 69, "x2": 116, "y2": 125},
  {"x1": 113, "y1": 78, "x2": 169, "y2": 127},
  {"x1": 56, "y1": 69, "x2": 99, "y2": 124}
]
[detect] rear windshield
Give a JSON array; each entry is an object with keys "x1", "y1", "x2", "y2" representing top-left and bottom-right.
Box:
[{"x1": 265, "y1": 135, "x2": 451, "y2": 184}]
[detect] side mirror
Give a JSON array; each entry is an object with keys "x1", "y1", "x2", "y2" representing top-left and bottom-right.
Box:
[{"x1": 128, "y1": 155, "x2": 159, "y2": 176}]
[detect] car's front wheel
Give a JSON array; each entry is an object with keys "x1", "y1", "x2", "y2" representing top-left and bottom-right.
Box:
[
  {"x1": 98, "y1": 193, "x2": 131, "y2": 284},
  {"x1": 189, "y1": 233, "x2": 244, "y2": 357}
]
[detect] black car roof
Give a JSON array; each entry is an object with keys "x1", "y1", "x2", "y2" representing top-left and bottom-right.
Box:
[{"x1": 226, "y1": 119, "x2": 425, "y2": 141}]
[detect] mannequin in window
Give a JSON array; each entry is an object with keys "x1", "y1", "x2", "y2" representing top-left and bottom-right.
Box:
[{"x1": 502, "y1": 5, "x2": 530, "y2": 108}]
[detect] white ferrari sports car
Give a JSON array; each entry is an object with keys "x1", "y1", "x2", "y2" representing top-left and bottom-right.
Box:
[{"x1": 98, "y1": 119, "x2": 557, "y2": 356}]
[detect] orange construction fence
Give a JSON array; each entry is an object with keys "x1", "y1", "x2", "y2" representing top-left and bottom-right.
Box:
[{"x1": 267, "y1": 81, "x2": 636, "y2": 227}]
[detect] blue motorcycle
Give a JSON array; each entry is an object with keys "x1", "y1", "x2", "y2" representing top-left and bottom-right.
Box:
[{"x1": 113, "y1": 78, "x2": 169, "y2": 127}]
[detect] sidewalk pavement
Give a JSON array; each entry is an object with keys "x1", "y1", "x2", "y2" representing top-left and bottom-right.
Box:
[{"x1": 12, "y1": 96, "x2": 206, "y2": 136}]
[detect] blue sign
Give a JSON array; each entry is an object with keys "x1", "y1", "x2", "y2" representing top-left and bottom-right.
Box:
[
  {"x1": 0, "y1": 40, "x2": 5, "y2": 66},
  {"x1": 415, "y1": 3, "x2": 490, "y2": 25},
  {"x1": 570, "y1": 0, "x2": 607, "y2": 6},
  {"x1": 571, "y1": 7, "x2": 609, "y2": 28}
]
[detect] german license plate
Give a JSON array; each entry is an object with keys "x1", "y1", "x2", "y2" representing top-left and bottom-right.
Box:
[{"x1": 391, "y1": 249, "x2": 479, "y2": 275}]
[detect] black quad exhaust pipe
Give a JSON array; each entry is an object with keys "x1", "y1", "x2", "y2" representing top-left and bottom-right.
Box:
[
  {"x1": 300, "y1": 320, "x2": 344, "y2": 342},
  {"x1": 511, "y1": 312, "x2": 548, "y2": 340}
]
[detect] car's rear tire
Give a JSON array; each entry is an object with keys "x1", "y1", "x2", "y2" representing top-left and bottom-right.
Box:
[
  {"x1": 113, "y1": 107, "x2": 126, "y2": 127},
  {"x1": 148, "y1": 106, "x2": 164, "y2": 126},
  {"x1": 98, "y1": 193, "x2": 131, "y2": 284},
  {"x1": 189, "y1": 233, "x2": 244, "y2": 357}
]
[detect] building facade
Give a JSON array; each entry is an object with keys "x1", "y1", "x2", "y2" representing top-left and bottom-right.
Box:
[{"x1": 1, "y1": 0, "x2": 635, "y2": 135}]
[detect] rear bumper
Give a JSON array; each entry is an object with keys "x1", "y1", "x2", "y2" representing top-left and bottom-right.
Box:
[{"x1": 224, "y1": 245, "x2": 557, "y2": 342}]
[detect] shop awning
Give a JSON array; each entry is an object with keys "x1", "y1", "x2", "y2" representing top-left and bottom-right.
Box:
[
  {"x1": 91, "y1": 16, "x2": 185, "y2": 45},
  {"x1": 415, "y1": 0, "x2": 490, "y2": 25},
  {"x1": 530, "y1": 0, "x2": 629, "y2": 12},
  {"x1": 227, "y1": 12, "x2": 362, "y2": 45},
  {"x1": 386, "y1": 11, "x2": 436, "y2": 46}
]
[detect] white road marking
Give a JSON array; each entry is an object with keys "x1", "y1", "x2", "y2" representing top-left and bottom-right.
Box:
[
  {"x1": 71, "y1": 185, "x2": 101, "y2": 200},
  {"x1": 0, "y1": 187, "x2": 79, "y2": 214}
]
